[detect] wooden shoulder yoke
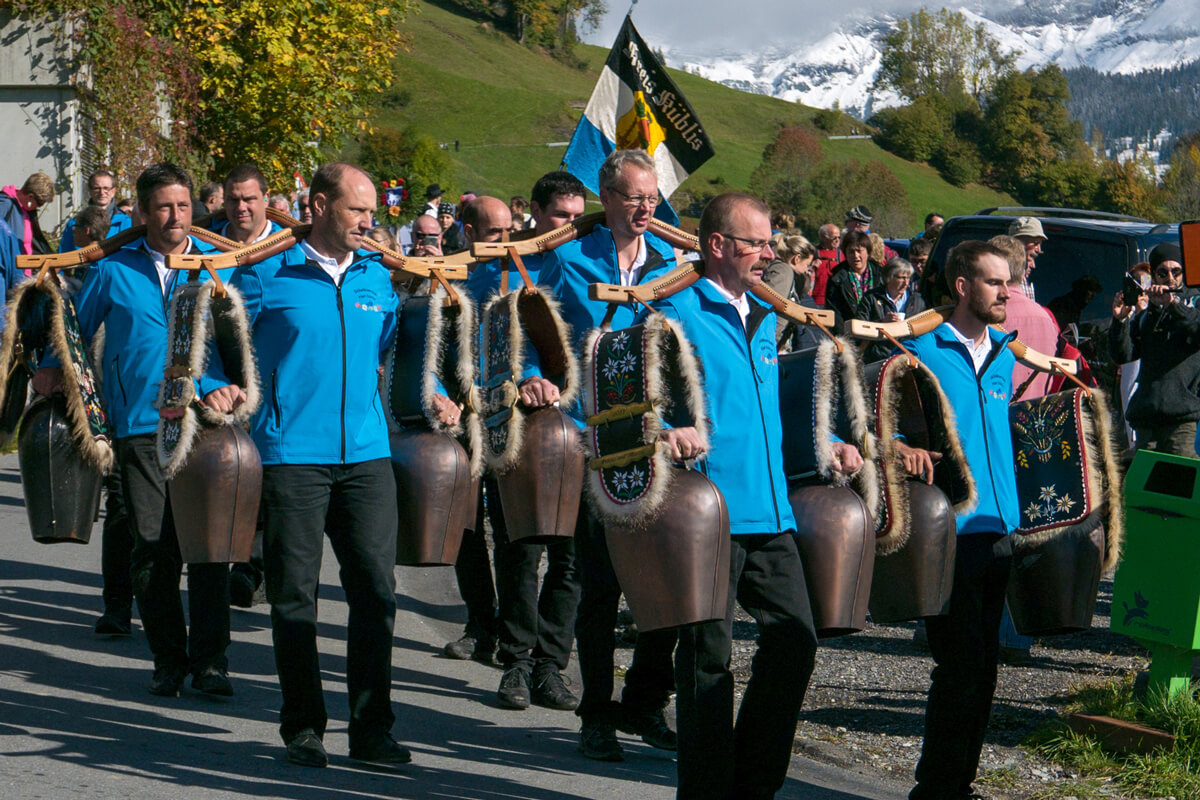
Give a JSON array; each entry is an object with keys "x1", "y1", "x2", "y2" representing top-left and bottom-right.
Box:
[
  {"x1": 473, "y1": 212, "x2": 701, "y2": 259},
  {"x1": 846, "y1": 305, "x2": 1077, "y2": 376},
  {"x1": 164, "y1": 226, "x2": 468, "y2": 281},
  {"x1": 586, "y1": 263, "x2": 836, "y2": 331}
]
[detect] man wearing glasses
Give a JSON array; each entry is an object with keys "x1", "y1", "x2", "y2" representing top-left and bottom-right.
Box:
[
  {"x1": 538, "y1": 149, "x2": 679, "y2": 762},
  {"x1": 58, "y1": 169, "x2": 134, "y2": 253},
  {"x1": 1110, "y1": 241, "x2": 1200, "y2": 457}
]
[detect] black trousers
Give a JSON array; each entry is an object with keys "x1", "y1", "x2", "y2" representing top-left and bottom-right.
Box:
[
  {"x1": 910, "y1": 532, "x2": 1013, "y2": 800},
  {"x1": 574, "y1": 505, "x2": 677, "y2": 724},
  {"x1": 100, "y1": 465, "x2": 133, "y2": 614},
  {"x1": 675, "y1": 533, "x2": 818, "y2": 800},
  {"x1": 490, "y1": 478, "x2": 580, "y2": 671},
  {"x1": 454, "y1": 484, "x2": 498, "y2": 642},
  {"x1": 117, "y1": 435, "x2": 230, "y2": 674},
  {"x1": 261, "y1": 459, "x2": 398, "y2": 746}
]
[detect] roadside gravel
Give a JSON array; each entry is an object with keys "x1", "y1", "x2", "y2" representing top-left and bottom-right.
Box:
[{"x1": 616, "y1": 577, "x2": 1150, "y2": 799}]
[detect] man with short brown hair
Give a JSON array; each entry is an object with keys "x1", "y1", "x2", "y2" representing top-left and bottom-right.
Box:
[
  {"x1": 33, "y1": 162, "x2": 240, "y2": 698},
  {"x1": 895, "y1": 240, "x2": 1021, "y2": 800}
]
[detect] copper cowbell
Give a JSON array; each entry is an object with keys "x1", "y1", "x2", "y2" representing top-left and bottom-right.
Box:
[
  {"x1": 607, "y1": 468, "x2": 731, "y2": 632},
  {"x1": 869, "y1": 481, "x2": 957, "y2": 622},
  {"x1": 789, "y1": 482, "x2": 875, "y2": 637},
  {"x1": 391, "y1": 429, "x2": 476, "y2": 566},
  {"x1": 169, "y1": 424, "x2": 261, "y2": 563},
  {"x1": 496, "y1": 406, "x2": 583, "y2": 543}
]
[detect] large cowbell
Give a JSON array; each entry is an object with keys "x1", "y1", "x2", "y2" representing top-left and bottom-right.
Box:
[
  {"x1": 18, "y1": 395, "x2": 103, "y2": 544},
  {"x1": 170, "y1": 425, "x2": 262, "y2": 563},
  {"x1": 606, "y1": 468, "x2": 731, "y2": 632},
  {"x1": 385, "y1": 289, "x2": 481, "y2": 566},
  {"x1": 864, "y1": 355, "x2": 965, "y2": 623},
  {"x1": 777, "y1": 340, "x2": 876, "y2": 637},
  {"x1": 482, "y1": 287, "x2": 584, "y2": 543}
]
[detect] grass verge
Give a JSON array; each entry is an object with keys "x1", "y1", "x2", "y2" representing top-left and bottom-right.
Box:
[{"x1": 1026, "y1": 674, "x2": 1200, "y2": 799}]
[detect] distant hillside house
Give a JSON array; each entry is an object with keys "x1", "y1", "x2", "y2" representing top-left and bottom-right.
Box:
[{"x1": 0, "y1": 10, "x2": 86, "y2": 241}]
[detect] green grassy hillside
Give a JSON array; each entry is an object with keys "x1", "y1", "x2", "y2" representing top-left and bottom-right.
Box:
[{"x1": 371, "y1": 0, "x2": 1014, "y2": 231}]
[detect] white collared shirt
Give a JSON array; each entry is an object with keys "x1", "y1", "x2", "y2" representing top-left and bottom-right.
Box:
[
  {"x1": 704, "y1": 277, "x2": 750, "y2": 328},
  {"x1": 300, "y1": 239, "x2": 354, "y2": 284},
  {"x1": 619, "y1": 236, "x2": 647, "y2": 287},
  {"x1": 945, "y1": 321, "x2": 993, "y2": 374},
  {"x1": 146, "y1": 238, "x2": 192, "y2": 296}
]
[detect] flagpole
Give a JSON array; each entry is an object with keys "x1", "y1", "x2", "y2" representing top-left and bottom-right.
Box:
[{"x1": 627, "y1": 0, "x2": 637, "y2": 18}]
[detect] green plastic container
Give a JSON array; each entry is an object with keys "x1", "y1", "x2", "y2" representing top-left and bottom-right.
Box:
[{"x1": 1112, "y1": 450, "x2": 1200, "y2": 697}]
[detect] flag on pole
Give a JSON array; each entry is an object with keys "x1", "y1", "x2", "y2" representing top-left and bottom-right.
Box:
[{"x1": 563, "y1": 15, "x2": 714, "y2": 201}]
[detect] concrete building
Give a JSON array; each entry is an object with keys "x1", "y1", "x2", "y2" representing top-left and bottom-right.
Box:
[{"x1": 0, "y1": 10, "x2": 85, "y2": 241}]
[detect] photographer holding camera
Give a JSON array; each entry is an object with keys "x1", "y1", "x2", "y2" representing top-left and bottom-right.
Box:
[
  {"x1": 1109, "y1": 242, "x2": 1200, "y2": 458},
  {"x1": 410, "y1": 214, "x2": 443, "y2": 257}
]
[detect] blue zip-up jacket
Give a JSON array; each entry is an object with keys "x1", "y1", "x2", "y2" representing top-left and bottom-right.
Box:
[
  {"x1": 43, "y1": 235, "x2": 230, "y2": 438},
  {"x1": 57, "y1": 208, "x2": 134, "y2": 253},
  {"x1": 906, "y1": 323, "x2": 1019, "y2": 535},
  {"x1": 648, "y1": 280, "x2": 796, "y2": 536},
  {"x1": 203, "y1": 245, "x2": 398, "y2": 466},
  {"x1": 537, "y1": 226, "x2": 677, "y2": 352}
]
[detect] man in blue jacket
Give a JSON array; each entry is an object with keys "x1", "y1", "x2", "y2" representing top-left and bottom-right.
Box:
[
  {"x1": 893, "y1": 240, "x2": 1020, "y2": 800},
  {"x1": 205, "y1": 162, "x2": 428, "y2": 769},
  {"x1": 537, "y1": 149, "x2": 680, "y2": 761},
  {"x1": 649, "y1": 193, "x2": 861, "y2": 800},
  {"x1": 212, "y1": 163, "x2": 281, "y2": 246},
  {"x1": 32, "y1": 163, "x2": 241, "y2": 698},
  {"x1": 458, "y1": 176, "x2": 588, "y2": 713},
  {"x1": 208, "y1": 163, "x2": 281, "y2": 609},
  {"x1": 57, "y1": 169, "x2": 134, "y2": 252}
]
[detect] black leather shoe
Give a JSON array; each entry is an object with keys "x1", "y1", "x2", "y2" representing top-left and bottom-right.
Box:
[
  {"x1": 578, "y1": 721, "x2": 623, "y2": 762},
  {"x1": 192, "y1": 666, "x2": 234, "y2": 696},
  {"x1": 443, "y1": 634, "x2": 476, "y2": 660},
  {"x1": 286, "y1": 731, "x2": 328, "y2": 768},
  {"x1": 619, "y1": 708, "x2": 677, "y2": 751},
  {"x1": 148, "y1": 666, "x2": 185, "y2": 697},
  {"x1": 229, "y1": 571, "x2": 257, "y2": 609},
  {"x1": 349, "y1": 734, "x2": 412, "y2": 766},
  {"x1": 531, "y1": 666, "x2": 578, "y2": 710},
  {"x1": 95, "y1": 609, "x2": 132, "y2": 637},
  {"x1": 497, "y1": 666, "x2": 531, "y2": 710}
]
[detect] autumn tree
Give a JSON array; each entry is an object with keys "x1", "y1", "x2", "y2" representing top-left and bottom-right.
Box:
[
  {"x1": 873, "y1": 9, "x2": 1014, "y2": 106},
  {"x1": 20, "y1": 0, "x2": 414, "y2": 191},
  {"x1": 749, "y1": 126, "x2": 824, "y2": 219},
  {"x1": 1162, "y1": 132, "x2": 1200, "y2": 220}
]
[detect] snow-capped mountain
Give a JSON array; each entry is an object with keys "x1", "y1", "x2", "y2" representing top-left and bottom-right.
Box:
[{"x1": 670, "y1": 0, "x2": 1200, "y2": 120}]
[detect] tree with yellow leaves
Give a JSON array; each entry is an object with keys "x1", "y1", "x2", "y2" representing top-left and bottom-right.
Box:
[{"x1": 19, "y1": 0, "x2": 413, "y2": 191}]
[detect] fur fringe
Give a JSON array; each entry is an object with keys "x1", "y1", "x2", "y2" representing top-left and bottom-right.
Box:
[
  {"x1": 420, "y1": 286, "x2": 483, "y2": 477},
  {"x1": 872, "y1": 356, "x2": 913, "y2": 554},
  {"x1": 1, "y1": 278, "x2": 114, "y2": 472},
  {"x1": 834, "y1": 336, "x2": 881, "y2": 526},
  {"x1": 156, "y1": 282, "x2": 261, "y2": 477},
  {"x1": 870, "y1": 356, "x2": 977, "y2": 554},
  {"x1": 481, "y1": 290, "x2": 526, "y2": 473}
]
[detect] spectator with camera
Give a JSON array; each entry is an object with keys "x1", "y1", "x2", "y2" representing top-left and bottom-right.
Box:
[{"x1": 1109, "y1": 242, "x2": 1200, "y2": 458}]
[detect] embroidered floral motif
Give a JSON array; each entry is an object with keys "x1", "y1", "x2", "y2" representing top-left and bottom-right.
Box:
[{"x1": 1011, "y1": 390, "x2": 1091, "y2": 534}]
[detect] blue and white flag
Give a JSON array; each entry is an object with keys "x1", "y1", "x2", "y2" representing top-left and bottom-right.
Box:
[{"x1": 563, "y1": 15, "x2": 714, "y2": 202}]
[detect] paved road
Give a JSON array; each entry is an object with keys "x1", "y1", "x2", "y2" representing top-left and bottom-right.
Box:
[{"x1": 0, "y1": 454, "x2": 909, "y2": 799}]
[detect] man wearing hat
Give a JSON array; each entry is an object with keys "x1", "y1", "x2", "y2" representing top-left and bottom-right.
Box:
[
  {"x1": 844, "y1": 205, "x2": 872, "y2": 234},
  {"x1": 422, "y1": 183, "x2": 444, "y2": 218},
  {"x1": 1110, "y1": 241, "x2": 1200, "y2": 458},
  {"x1": 1007, "y1": 216, "x2": 1048, "y2": 300}
]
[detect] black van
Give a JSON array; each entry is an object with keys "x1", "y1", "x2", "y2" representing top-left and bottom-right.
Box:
[{"x1": 927, "y1": 207, "x2": 1178, "y2": 327}]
